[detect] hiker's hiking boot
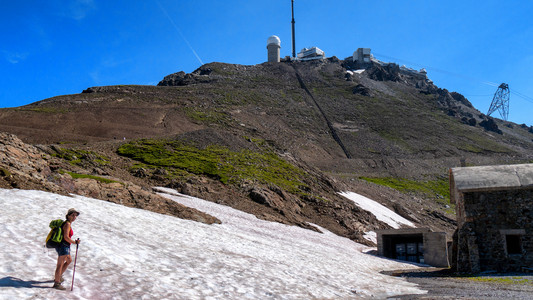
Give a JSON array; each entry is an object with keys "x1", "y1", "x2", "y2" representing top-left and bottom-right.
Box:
[
  {"x1": 60, "y1": 276, "x2": 65, "y2": 283},
  {"x1": 53, "y1": 281, "x2": 66, "y2": 290}
]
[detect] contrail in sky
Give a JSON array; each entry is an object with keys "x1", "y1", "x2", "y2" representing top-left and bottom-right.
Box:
[{"x1": 155, "y1": 0, "x2": 204, "y2": 65}]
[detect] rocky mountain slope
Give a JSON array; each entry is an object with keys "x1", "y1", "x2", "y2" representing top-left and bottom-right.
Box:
[
  {"x1": 1, "y1": 58, "x2": 532, "y2": 243},
  {"x1": 0, "y1": 132, "x2": 220, "y2": 224}
]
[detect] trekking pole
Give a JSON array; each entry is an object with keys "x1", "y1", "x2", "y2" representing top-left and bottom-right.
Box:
[{"x1": 71, "y1": 239, "x2": 80, "y2": 291}]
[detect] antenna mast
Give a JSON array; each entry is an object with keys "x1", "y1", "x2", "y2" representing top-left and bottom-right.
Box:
[
  {"x1": 487, "y1": 83, "x2": 510, "y2": 121},
  {"x1": 291, "y1": 0, "x2": 296, "y2": 58}
]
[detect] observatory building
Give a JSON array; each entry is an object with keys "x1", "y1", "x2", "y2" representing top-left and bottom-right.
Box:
[{"x1": 267, "y1": 35, "x2": 281, "y2": 63}]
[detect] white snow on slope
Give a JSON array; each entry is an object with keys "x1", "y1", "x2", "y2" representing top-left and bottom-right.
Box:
[
  {"x1": 339, "y1": 191, "x2": 415, "y2": 229},
  {"x1": 0, "y1": 188, "x2": 425, "y2": 299}
]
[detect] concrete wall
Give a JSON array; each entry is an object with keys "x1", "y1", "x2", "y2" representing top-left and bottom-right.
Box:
[
  {"x1": 423, "y1": 232, "x2": 449, "y2": 267},
  {"x1": 377, "y1": 228, "x2": 428, "y2": 256},
  {"x1": 376, "y1": 228, "x2": 449, "y2": 267}
]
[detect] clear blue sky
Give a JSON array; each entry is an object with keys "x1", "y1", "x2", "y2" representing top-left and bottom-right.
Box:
[{"x1": 2, "y1": 0, "x2": 532, "y2": 126}]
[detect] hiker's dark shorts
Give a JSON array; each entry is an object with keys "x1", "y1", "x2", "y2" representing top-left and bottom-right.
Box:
[{"x1": 56, "y1": 243, "x2": 70, "y2": 256}]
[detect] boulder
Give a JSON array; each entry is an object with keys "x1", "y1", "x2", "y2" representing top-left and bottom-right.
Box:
[
  {"x1": 352, "y1": 84, "x2": 372, "y2": 96},
  {"x1": 480, "y1": 118, "x2": 503, "y2": 134},
  {"x1": 249, "y1": 187, "x2": 285, "y2": 210},
  {"x1": 450, "y1": 92, "x2": 474, "y2": 108},
  {"x1": 461, "y1": 117, "x2": 477, "y2": 127}
]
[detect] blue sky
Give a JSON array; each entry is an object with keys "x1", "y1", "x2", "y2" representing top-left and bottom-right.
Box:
[{"x1": 1, "y1": 0, "x2": 532, "y2": 125}]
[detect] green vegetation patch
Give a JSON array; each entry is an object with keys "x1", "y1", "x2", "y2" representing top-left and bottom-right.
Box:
[
  {"x1": 218, "y1": 89, "x2": 264, "y2": 105},
  {"x1": 376, "y1": 130, "x2": 414, "y2": 152},
  {"x1": 0, "y1": 167, "x2": 11, "y2": 177},
  {"x1": 460, "y1": 276, "x2": 532, "y2": 285},
  {"x1": 361, "y1": 176, "x2": 451, "y2": 206},
  {"x1": 117, "y1": 139, "x2": 308, "y2": 193},
  {"x1": 208, "y1": 64, "x2": 237, "y2": 76},
  {"x1": 442, "y1": 123, "x2": 511, "y2": 154},
  {"x1": 184, "y1": 107, "x2": 232, "y2": 125},
  {"x1": 456, "y1": 134, "x2": 511, "y2": 153},
  {"x1": 52, "y1": 148, "x2": 110, "y2": 167}
]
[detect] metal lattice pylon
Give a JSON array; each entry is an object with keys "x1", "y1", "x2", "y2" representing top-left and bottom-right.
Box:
[{"x1": 487, "y1": 83, "x2": 510, "y2": 120}]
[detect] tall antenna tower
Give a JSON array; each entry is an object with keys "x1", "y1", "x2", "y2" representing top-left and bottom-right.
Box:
[
  {"x1": 487, "y1": 83, "x2": 510, "y2": 121},
  {"x1": 291, "y1": 0, "x2": 296, "y2": 58}
]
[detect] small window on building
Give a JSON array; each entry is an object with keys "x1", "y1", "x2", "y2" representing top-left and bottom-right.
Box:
[{"x1": 505, "y1": 235, "x2": 522, "y2": 255}]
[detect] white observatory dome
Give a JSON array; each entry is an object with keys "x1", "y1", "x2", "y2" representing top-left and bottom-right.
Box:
[{"x1": 267, "y1": 35, "x2": 281, "y2": 46}]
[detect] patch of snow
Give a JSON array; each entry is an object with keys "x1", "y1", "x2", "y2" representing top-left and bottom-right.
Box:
[
  {"x1": 363, "y1": 231, "x2": 377, "y2": 244},
  {"x1": 339, "y1": 191, "x2": 415, "y2": 229},
  {"x1": 354, "y1": 69, "x2": 366, "y2": 74},
  {"x1": 0, "y1": 188, "x2": 425, "y2": 299}
]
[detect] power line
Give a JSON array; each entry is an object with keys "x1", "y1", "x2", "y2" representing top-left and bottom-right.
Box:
[
  {"x1": 461, "y1": 94, "x2": 493, "y2": 97},
  {"x1": 511, "y1": 90, "x2": 533, "y2": 105},
  {"x1": 373, "y1": 51, "x2": 533, "y2": 113},
  {"x1": 372, "y1": 52, "x2": 499, "y2": 87}
]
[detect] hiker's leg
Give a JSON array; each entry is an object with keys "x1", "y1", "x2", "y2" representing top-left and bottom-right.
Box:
[
  {"x1": 60, "y1": 255, "x2": 72, "y2": 277},
  {"x1": 54, "y1": 255, "x2": 67, "y2": 282}
]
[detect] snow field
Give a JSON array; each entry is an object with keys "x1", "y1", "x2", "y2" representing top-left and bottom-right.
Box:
[
  {"x1": 339, "y1": 191, "x2": 415, "y2": 229},
  {"x1": 0, "y1": 188, "x2": 426, "y2": 299}
]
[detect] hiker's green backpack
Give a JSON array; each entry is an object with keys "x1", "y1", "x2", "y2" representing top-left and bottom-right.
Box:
[{"x1": 45, "y1": 219, "x2": 64, "y2": 248}]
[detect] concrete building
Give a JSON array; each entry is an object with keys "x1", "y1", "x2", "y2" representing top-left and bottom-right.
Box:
[
  {"x1": 376, "y1": 228, "x2": 449, "y2": 267},
  {"x1": 450, "y1": 163, "x2": 533, "y2": 272},
  {"x1": 267, "y1": 35, "x2": 281, "y2": 63},
  {"x1": 400, "y1": 65, "x2": 428, "y2": 80},
  {"x1": 346, "y1": 48, "x2": 429, "y2": 81},
  {"x1": 296, "y1": 47, "x2": 325, "y2": 61},
  {"x1": 353, "y1": 48, "x2": 371, "y2": 65}
]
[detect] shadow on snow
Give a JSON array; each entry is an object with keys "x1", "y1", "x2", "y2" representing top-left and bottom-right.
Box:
[{"x1": 0, "y1": 276, "x2": 54, "y2": 289}]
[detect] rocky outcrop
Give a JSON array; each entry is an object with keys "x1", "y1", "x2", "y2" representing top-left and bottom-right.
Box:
[
  {"x1": 157, "y1": 66, "x2": 214, "y2": 86},
  {"x1": 0, "y1": 132, "x2": 220, "y2": 225},
  {"x1": 0, "y1": 132, "x2": 60, "y2": 192},
  {"x1": 158, "y1": 71, "x2": 203, "y2": 86},
  {"x1": 352, "y1": 84, "x2": 372, "y2": 96},
  {"x1": 461, "y1": 117, "x2": 477, "y2": 127},
  {"x1": 480, "y1": 118, "x2": 503, "y2": 135},
  {"x1": 55, "y1": 176, "x2": 220, "y2": 224},
  {"x1": 366, "y1": 63, "x2": 402, "y2": 82},
  {"x1": 451, "y1": 92, "x2": 474, "y2": 108}
]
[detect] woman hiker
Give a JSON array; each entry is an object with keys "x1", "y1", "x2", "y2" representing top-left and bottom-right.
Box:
[{"x1": 53, "y1": 208, "x2": 81, "y2": 290}]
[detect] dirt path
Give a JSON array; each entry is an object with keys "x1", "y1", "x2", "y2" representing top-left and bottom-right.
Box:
[{"x1": 387, "y1": 268, "x2": 533, "y2": 299}]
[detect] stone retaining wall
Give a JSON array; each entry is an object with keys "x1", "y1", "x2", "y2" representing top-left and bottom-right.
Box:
[{"x1": 455, "y1": 189, "x2": 533, "y2": 272}]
